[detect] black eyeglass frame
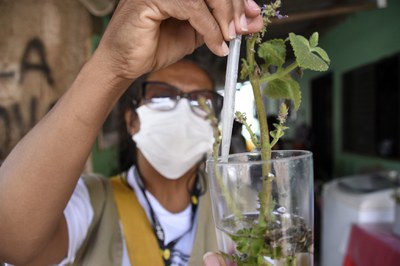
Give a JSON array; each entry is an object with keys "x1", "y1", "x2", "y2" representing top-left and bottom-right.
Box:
[{"x1": 140, "y1": 81, "x2": 224, "y2": 119}]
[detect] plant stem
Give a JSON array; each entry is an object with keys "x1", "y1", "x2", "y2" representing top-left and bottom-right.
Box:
[
  {"x1": 213, "y1": 152, "x2": 243, "y2": 219},
  {"x1": 247, "y1": 36, "x2": 273, "y2": 224},
  {"x1": 203, "y1": 97, "x2": 243, "y2": 220},
  {"x1": 270, "y1": 126, "x2": 283, "y2": 148},
  {"x1": 235, "y1": 111, "x2": 261, "y2": 149},
  {"x1": 260, "y1": 62, "x2": 299, "y2": 84}
]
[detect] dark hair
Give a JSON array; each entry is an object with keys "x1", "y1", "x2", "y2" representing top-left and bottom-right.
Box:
[{"x1": 116, "y1": 74, "x2": 148, "y2": 174}]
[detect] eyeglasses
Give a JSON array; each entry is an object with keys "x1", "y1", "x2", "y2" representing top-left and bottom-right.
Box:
[{"x1": 141, "y1": 81, "x2": 223, "y2": 119}]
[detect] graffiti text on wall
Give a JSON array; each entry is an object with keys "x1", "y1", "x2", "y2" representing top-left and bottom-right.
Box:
[{"x1": 0, "y1": 38, "x2": 55, "y2": 158}]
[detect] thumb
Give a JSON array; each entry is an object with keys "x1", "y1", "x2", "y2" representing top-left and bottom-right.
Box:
[{"x1": 203, "y1": 252, "x2": 226, "y2": 266}]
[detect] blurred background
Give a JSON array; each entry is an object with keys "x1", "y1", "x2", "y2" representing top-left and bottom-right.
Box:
[{"x1": 1, "y1": 0, "x2": 400, "y2": 265}]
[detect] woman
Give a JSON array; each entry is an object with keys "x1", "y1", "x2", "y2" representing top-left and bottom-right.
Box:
[
  {"x1": 0, "y1": 0, "x2": 263, "y2": 265},
  {"x1": 45, "y1": 59, "x2": 219, "y2": 265}
]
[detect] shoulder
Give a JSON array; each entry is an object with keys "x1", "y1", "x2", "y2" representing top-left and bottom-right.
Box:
[{"x1": 64, "y1": 174, "x2": 123, "y2": 265}]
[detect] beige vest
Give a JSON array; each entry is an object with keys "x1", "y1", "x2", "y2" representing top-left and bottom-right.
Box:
[{"x1": 70, "y1": 174, "x2": 218, "y2": 266}]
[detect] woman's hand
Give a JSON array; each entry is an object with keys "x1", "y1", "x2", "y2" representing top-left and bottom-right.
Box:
[
  {"x1": 203, "y1": 252, "x2": 227, "y2": 266},
  {"x1": 96, "y1": 0, "x2": 263, "y2": 80}
]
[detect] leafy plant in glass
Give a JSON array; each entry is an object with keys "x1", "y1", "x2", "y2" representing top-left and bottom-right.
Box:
[{"x1": 204, "y1": 1, "x2": 330, "y2": 265}]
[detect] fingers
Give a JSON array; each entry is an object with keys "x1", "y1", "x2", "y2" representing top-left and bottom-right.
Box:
[
  {"x1": 231, "y1": 0, "x2": 248, "y2": 34},
  {"x1": 205, "y1": 0, "x2": 235, "y2": 40},
  {"x1": 188, "y1": 0, "x2": 263, "y2": 57},
  {"x1": 207, "y1": 0, "x2": 262, "y2": 39},
  {"x1": 245, "y1": 0, "x2": 262, "y2": 17},
  {"x1": 203, "y1": 252, "x2": 227, "y2": 266},
  {"x1": 186, "y1": 0, "x2": 230, "y2": 57},
  {"x1": 244, "y1": 0, "x2": 264, "y2": 32}
]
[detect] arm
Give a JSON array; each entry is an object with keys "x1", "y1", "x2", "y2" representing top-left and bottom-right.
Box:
[{"x1": 0, "y1": 0, "x2": 262, "y2": 264}]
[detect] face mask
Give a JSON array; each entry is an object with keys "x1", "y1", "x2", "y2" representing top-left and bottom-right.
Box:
[{"x1": 132, "y1": 99, "x2": 214, "y2": 179}]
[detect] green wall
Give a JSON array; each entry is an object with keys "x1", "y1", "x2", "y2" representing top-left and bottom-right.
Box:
[
  {"x1": 299, "y1": 0, "x2": 400, "y2": 177},
  {"x1": 90, "y1": 17, "x2": 119, "y2": 177},
  {"x1": 92, "y1": 141, "x2": 118, "y2": 177}
]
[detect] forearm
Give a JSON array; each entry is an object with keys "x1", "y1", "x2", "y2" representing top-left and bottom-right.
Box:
[{"x1": 0, "y1": 52, "x2": 131, "y2": 260}]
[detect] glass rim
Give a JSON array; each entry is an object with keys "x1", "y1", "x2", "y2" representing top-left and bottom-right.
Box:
[{"x1": 206, "y1": 150, "x2": 313, "y2": 165}]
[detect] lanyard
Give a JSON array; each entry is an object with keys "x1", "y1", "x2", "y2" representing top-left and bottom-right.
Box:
[{"x1": 133, "y1": 169, "x2": 201, "y2": 265}]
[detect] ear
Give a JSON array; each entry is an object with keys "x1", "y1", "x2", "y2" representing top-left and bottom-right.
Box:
[{"x1": 124, "y1": 109, "x2": 140, "y2": 135}]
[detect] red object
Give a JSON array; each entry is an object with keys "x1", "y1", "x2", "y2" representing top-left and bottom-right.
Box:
[{"x1": 343, "y1": 223, "x2": 400, "y2": 266}]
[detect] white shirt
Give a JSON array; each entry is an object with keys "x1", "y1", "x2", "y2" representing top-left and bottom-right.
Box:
[{"x1": 59, "y1": 166, "x2": 197, "y2": 266}]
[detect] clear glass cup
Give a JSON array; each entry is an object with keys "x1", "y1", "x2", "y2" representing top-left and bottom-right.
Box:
[{"x1": 206, "y1": 150, "x2": 314, "y2": 266}]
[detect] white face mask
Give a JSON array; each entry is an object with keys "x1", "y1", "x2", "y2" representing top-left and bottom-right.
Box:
[{"x1": 132, "y1": 99, "x2": 214, "y2": 179}]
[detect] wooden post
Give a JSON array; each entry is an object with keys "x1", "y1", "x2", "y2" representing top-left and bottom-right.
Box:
[{"x1": 0, "y1": 0, "x2": 92, "y2": 164}]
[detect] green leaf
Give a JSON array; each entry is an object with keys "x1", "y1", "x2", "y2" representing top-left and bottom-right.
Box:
[
  {"x1": 293, "y1": 34, "x2": 310, "y2": 48},
  {"x1": 270, "y1": 129, "x2": 284, "y2": 139},
  {"x1": 311, "y1": 47, "x2": 331, "y2": 64},
  {"x1": 250, "y1": 238, "x2": 265, "y2": 254},
  {"x1": 309, "y1": 32, "x2": 319, "y2": 47},
  {"x1": 289, "y1": 32, "x2": 329, "y2": 72},
  {"x1": 258, "y1": 39, "x2": 286, "y2": 68},
  {"x1": 264, "y1": 75, "x2": 302, "y2": 110}
]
